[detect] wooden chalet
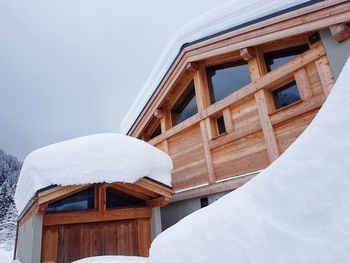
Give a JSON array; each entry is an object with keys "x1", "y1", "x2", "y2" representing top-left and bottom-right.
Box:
[
  {"x1": 14, "y1": 1, "x2": 350, "y2": 263},
  {"x1": 124, "y1": 1, "x2": 350, "y2": 229},
  {"x1": 15, "y1": 178, "x2": 172, "y2": 263}
]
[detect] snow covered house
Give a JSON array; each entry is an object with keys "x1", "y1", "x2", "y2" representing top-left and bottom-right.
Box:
[
  {"x1": 121, "y1": 0, "x2": 350, "y2": 231},
  {"x1": 12, "y1": 1, "x2": 350, "y2": 263},
  {"x1": 13, "y1": 134, "x2": 172, "y2": 263}
]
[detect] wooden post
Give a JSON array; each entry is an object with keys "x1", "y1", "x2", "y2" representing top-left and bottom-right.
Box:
[
  {"x1": 248, "y1": 47, "x2": 280, "y2": 162},
  {"x1": 294, "y1": 67, "x2": 313, "y2": 100},
  {"x1": 192, "y1": 63, "x2": 216, "y2": 184},
  {"x1": 255, "y1": 89, "x2": 280, "y2": 161},
  {"x1": 222, "y1": 107, "x2": 234, "y2": 132},
  {"x1": 315, "y1": 56, "x2": 335, "y2": 97}
]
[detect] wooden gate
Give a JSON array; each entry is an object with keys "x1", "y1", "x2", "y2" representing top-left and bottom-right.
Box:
[{"x1": 42, "y1": 218, "x2": 150, "y2": 263}]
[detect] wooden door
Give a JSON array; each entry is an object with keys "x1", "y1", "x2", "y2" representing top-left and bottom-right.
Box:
[{"x1": 55, "y1": 220, "x2": 139, "y2": 263}]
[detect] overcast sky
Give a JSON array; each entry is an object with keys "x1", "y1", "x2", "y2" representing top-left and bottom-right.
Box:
[{"x1": 0, "y1": 0, "x2": 230, "y2": 160}]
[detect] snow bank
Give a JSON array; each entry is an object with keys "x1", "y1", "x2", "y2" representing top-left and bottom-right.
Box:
[
  {"x1": 148, "y1": 56, "x2": 350, "y2": 262},
  {"x1": 0, "y1": 249, "x2": 13, "y2": 263},
  {"x1": 15, "y1": 133, "x2": 172, "y2": 214},
  {"x1": 120, "y1": 0, "x2": 309, "y2": 134},
  {"x1": 73, "y1": 256, "x2": 148, "y2": 263}
]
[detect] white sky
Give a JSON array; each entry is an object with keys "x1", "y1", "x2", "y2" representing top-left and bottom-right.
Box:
[{"x1": 0, "y1": 0, "x2": 230, "y2": 160}]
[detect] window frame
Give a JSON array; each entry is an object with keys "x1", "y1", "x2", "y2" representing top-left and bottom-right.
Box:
[{"x1": 206, "y1": 59, "x2": 251, "y2": 104}]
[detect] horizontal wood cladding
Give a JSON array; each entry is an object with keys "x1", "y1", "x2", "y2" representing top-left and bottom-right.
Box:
[
  {"x1": 275, "y1": 108, "x2": 320, "y2": 153},
  {"x1": 212, "y1": 131, "x2": 269, "y2": 181},
  {"x1": 168, "y1": 125, "x2": 208, "y2": 190}
]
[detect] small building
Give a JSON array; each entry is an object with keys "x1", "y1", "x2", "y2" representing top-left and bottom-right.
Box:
[{"x1": 14, "y1": 134, "x2": 173, "y2": 263}]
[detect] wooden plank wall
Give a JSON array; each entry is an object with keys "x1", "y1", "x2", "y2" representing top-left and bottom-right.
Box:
[{"x1": 147, "y1": 36, "x2": 334, "y2": 194}]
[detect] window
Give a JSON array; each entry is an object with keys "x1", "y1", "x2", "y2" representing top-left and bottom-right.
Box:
[
  {"x1": 200, "y1": 197, "x2": 209, "y2": 208},
  {"x1": 273, "y1": 81, "x2": 301, "y2": 109},
  {"x1": 207, "y1": 60, "x2": 251, "y2": 103},
  {"x1": 264, "y1": 45, "x2": 309, "y2": 72},
  {"x1": 47, "y1": 187, "x2": 95, "y2": 212},
  {"x1": 106, "y1": 187, "x2": 145, "y2": 209},
  {"x1": 171, "y1": 81, "x2": 198, "y2": 126},
  {"x1": 216, "y1": 116, "x2": 226, "y2": 135},
  {"x1": 149, "y1": 124, "x2": 161, "y2": 140}
]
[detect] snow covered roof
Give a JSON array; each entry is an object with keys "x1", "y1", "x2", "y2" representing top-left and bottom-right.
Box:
[
  {"x1": 120, "y1": 0, "x2": 317, "y2": 134},
  {"x1": 15, "y1": 133, "x2": 173, "y2": 214},
  {"x1": 147, "y1": 56, "x2": 350, "y2": 262}
]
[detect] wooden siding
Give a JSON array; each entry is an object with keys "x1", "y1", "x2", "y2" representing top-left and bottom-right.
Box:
[
  {"x1": 42, "y1": 219, "x2": 148, "y2": 263},
  {"x1": 131, "y1": 6, "x2": 346, "y2": 197}
]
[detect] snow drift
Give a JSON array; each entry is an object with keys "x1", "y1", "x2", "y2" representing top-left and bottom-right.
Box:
[
  {"x1": 120, "y1": 0, "x2": 310, "y2": 134},
  {"x1": 15, "y1": 133, "x2": 172, "y2": 214},
  {"x1": 147, "y1": 56, "x2": 350, "y2": 262}
]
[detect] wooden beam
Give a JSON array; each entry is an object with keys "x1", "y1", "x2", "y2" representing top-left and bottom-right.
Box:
[
  {"x1": 330, "y1": 23, "x2": 350, "y2": 42},
  {"x1": 38, "y1": 185, "x2": 91, "y2": 205},
  {"x1": 137, "y1": 219, "x2": 151, "y2": 257},
  {"x1": 135, "y1": 178, "x2": 172, "y2": 198},
  {"x1": 222, "y1": 107, "x2": 234, "y2": 132},
  {"x1": 193, "y1": 64, "x2": 211, "y2": 110},
  {"x1": 145, "y1": 196, "x2": 170, "y2": 207},
  {"x1": 114, "y1": 182, "x2": 159, "y2": 199},
  {"x1": 154, "y1": 108, "x2": 164, "y2": 119},
  {"x1": 209, "y1": 121, "x2": 261, "y2": 150},
  {"x1": 110, "y1": 183, "x2": 153, "y2": 201},
  {"x1": 255, "y1": 89, "x2": 280, "y2": 162},
  {"x1": 240, "y1": 47, "x2": 254, "y2": 61},
  {"x1": 98, "y1": 185, "x2": 107, "y2": 211},
  {"x1": 43, "y1": 207, "x2": 151, "y2": 226},
  {"x1": 186, "y1": 62, "x2": 199, "y2": 73},
  {"x1": 171, "y1": 172, "x2": 258, "y2": 203},
  {"x1": 315, "y1": 55, "x2": 335, "y2": 97},
  {"x1": 294, "y1": 67, "x2": 313, "y2": 100},
  {"x1": 199, "y1": 120, "x2": 216, "y2": 184}
]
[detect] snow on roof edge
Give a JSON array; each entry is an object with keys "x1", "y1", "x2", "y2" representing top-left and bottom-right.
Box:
[
  {"x1": 120, "y1": 0, "x2": 319, "y2": 134},
  {"x1": 15, "y1": 133, "x2": 173, "y2": 214}
]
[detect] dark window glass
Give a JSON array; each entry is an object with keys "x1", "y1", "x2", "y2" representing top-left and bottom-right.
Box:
[
  {"x1": 106, "y1": 187, "x2": 145, "y2": 209},
  {"x1": 207, "y1": 60, "x2": 251, "y2": 103},
  {"x1": 216, "y1": 116, "x2": 226, "y2": 135},
  {"x1": 150, "y1": 124, "x2": 161, "y2": 140},
  {"x1": 48, "y1": 188, "x2": 95, "y2": 212},
  {"x1": 200, "y1": 197, "x2": 209, "y2": 208},
  {"x1": 171, "y1": 81, "x2": 198, "y2": 126},
  {"x1": 273, "y1": 81, "x2": 301, "y2": 109},
  {"x1": 264, "y1": 45, "x2": 309, "y2": 72}
]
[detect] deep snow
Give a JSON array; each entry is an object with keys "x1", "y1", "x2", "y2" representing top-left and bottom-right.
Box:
[
  {"x1": 120, "y1": 0, "x2": 310, "y2": 134},
  {"x1": 15, "y1": 133, "x2": 172, "y2": 214}
]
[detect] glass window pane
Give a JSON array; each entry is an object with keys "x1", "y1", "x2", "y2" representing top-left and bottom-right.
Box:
[
  {"x1": 207, "y1": 60, "x2": 251, "y2": 103},
  {"x1": 216, "y1": 116, "x2": 226, "y2": 135},
  {"x1": 264, "y1": 45, "x2": 309, "y2": 72},
  {"x1": 106, "y1": 187, "x2": 145, "y2": 209},
  {"x1": 48, "y1": 187, "x2": 95, "y2": 212},
  {"x1": 150, "y1": 124, "x2": 161, "y2": 140},
  {"x1": 171, "y1": 81, "x2": 198, "y2": 126},
  {"x1": 273, "y1": 81, "x2": 301, "y2": 109}
]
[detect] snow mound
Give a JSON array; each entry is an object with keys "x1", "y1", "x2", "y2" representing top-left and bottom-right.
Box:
[
  {"x1": 120, "y1": 0, "x2": 309, "y2": 134},
  {"x1": 15, "y1": 133, "x2": 172, "y2": 214},
  {"x1": 148, "y1": 56, "x2": 350, "y2": 263}
]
